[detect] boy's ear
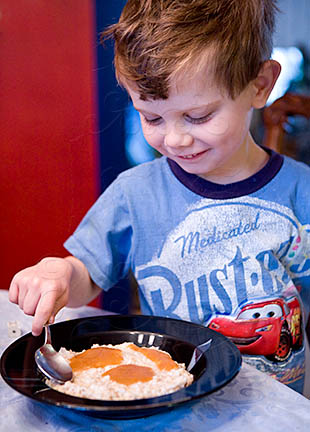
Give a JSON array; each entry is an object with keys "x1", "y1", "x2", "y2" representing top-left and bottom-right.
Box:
[{"x1": 251, "y1": 60, "x2": 281, "y2": 109}]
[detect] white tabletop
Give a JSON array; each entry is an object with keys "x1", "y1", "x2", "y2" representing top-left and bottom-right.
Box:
[{"x1": 1, "y1": 288, "x2": 310, "y2": 431}]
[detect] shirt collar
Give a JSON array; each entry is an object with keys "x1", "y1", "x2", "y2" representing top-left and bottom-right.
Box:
[{"x1": 167, "y1": 147, "x2": 283, "y2": 199}]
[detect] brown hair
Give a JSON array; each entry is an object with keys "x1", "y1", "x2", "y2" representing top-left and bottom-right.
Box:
[{"x1": 102, "y1": 0, "x2": 278, "y2": 100}]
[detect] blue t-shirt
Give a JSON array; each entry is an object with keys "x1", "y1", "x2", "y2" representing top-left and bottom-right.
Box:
[{"x1": 65, "y1": 148, "x2": 310, "y2": 394}]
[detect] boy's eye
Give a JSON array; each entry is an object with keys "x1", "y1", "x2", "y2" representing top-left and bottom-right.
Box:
[
  {"x1": 184, "y1": 113, "x2": 212, "y2": 124},
  {"x1": 143, "y1": 116, "x2": 162, "y2": 125}
]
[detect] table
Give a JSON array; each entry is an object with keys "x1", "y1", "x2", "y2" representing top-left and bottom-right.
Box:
[{"x1": 1, "y1": 289, "x2": 310, "y2": 431}]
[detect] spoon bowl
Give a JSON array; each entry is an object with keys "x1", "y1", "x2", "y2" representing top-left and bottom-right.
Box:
[{"x1": 35, "y1": 325, "x2": 73, "y2": 384}]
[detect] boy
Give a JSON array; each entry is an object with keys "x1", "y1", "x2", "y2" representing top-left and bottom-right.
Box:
[{"x1": 9, "y1": 0, "x2": 310, "y2": 396}]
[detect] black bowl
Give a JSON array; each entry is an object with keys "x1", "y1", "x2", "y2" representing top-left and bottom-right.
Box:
[{"x1": 0, "y1": 314, "x2": 241, "y2": 419}]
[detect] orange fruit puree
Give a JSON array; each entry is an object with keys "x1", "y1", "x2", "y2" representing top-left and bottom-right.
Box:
[
  {"x1": 102, "y1": 364, "x2": 154, "y2": 385},
  {"x1": 129, "y1": 344, "x2": 178, "y2": 370},
  {"x1": 70, "y1": 347, "x2": 123, "y2": 372}
]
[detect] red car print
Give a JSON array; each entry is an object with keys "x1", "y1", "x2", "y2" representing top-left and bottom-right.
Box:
[{"x1": 208, "y1": 297, "x2": 303, "y2": 362}]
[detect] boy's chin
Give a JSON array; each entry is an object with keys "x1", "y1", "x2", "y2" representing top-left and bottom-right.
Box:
[{"x1": 174, "y1": 160, "x2": 208, "y2": 177}]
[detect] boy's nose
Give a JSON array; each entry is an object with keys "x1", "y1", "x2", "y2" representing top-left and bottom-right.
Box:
[{"x1": 164, "y1": 127, "x2": 193, "y2": 149}]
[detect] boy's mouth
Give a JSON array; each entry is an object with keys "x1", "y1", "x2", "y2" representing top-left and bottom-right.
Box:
[{"x1": 178, "y1": 150, "x2": 207, "y2": 160}]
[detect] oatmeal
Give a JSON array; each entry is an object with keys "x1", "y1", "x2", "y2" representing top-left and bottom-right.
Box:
[{"x1": 48, "y1": 342, "x2": 194, "y2": 400}]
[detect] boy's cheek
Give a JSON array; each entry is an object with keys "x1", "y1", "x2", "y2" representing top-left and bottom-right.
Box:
[
  {"x1": 141, "y1": 128, "x2": 163, "y2": 149},
  {"x1": 204, "y1": 117, "x2": 229, "y2": 137}
]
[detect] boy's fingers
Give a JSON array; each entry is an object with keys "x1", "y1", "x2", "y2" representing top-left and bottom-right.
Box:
[
  {"x1": 31, "y1": 288, "x2": 68, "y2": 336},
  {"x1": 32, "y1": 290, "x2": 58, "y2": 336},
  {"x1": 47, "y1": 315, "x2": 55, "y2": 325},
  {"x1": 32, "y1": 315, "x2": 47, "y2": 337},
  {"x1": 8, "y1": 281, "x2": 19, "y2": 304},
  {"x1": 23, "y1": 288, "x2": 42, "y2": 317}
]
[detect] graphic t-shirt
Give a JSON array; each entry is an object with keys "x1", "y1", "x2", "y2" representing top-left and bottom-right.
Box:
[{"x1": 64, "y1": 148, "x2": 310, "y2": 395}]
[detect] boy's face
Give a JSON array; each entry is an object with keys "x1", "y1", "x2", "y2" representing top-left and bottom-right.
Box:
[{"x1": 127, "y1": 72, "x2": 258, "y2": 184}]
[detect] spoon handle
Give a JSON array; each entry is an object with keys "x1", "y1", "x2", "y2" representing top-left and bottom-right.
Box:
[{"x1": 44, "y1": 325, "x2": 52, "y2": 345}]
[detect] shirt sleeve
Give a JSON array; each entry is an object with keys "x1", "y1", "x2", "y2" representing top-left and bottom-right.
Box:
[{"x1": 64, "y1": 178, "x2": 132, "y2": 291}]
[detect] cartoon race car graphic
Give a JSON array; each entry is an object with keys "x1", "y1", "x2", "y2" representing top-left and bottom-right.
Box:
[{"x1": 208, "y1": 296, "x2": 303, "y2": 362}]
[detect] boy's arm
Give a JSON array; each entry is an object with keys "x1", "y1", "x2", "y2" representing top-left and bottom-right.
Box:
[
  {"x1": 9, "y1": 256, "x2": 101, "y2": 336},
  {"x1": 65, "y1": 256, "x2": 102, "y2": 307}
]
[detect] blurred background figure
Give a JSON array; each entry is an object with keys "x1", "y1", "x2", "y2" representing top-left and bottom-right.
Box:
[
  {"x1": 255, "y1": 43, "x2": 310, "y2": 162},
  {"x1": 263, "y1": 92, "x2": 310, "y2": 154}
]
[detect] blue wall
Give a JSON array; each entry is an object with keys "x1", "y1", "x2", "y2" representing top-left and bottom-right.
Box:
[
  {"x1": 95, "y1": 0, "x2": 129, "y2": 191},
  {"x1": 95, "y1": 1, "x2": 132, "y2": 313}
]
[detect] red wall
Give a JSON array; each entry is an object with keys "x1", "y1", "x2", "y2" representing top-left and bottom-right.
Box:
[{"x1": 0, "y1": 1, "x2": 100, "y2": 291}]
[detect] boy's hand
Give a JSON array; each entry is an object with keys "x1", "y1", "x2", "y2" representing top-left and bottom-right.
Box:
[{"x1": 9, "y1": 257, "x2": 73, "y2": 336}]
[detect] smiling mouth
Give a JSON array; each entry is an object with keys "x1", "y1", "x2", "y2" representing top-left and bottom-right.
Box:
[{"x1": 178, "y1": 150, "x2": 207, "y2": 160}]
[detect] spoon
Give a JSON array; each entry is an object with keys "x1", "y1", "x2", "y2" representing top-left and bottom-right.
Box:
[{"x1": 35, "y1": 325, "x2": 73, "y2": 384}]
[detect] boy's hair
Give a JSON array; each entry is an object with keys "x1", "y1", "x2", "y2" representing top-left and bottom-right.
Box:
[{"x1": 102, "y1": 0, "x2": 278, "y2": 100}]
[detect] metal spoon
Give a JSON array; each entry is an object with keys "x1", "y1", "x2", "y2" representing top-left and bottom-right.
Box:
[{"x1": 35, "y1": 325, "x2": 73, "y2": 384}]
